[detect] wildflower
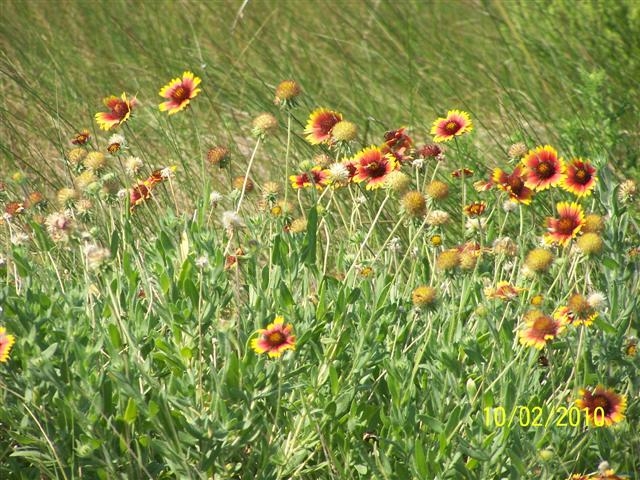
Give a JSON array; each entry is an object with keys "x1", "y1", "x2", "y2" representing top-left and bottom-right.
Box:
[
  {"x1": 485, "y1": 281, "x2": 524, "y2": 300},
  {"x1": 358, "y1": 266, "x2": 374, "y2": 278},
  {"x1": 252, "y1": 113, "x2": 278, "y2": 137},
  {"x1": 71, "y1": 129, "x2": 91, "y2": 145},
  {"x1": 554, "y1": 293, "x2": 598, "y2": 326},
  {"x1": 523, "y1": 145, "x2": 565, "y2": 191},
  {"x1": 402, "y1": 191, "x2": 426, "y2": 217},
  {"x1": 74, "y1": 170, "x2": 98, "y2": 191},
  {"x1": 331, "y1": 121, "x2": 358, "y2": 143},
  {"x1": 84, "y1": 151, "x2": 106, "y2": 171},
  {"x1": 587, "y1": 292, "x2": 606, "y2": 309},
  {"x1": 84, "y1": 243, "x2": 111, "y2": 270},
  {"x1": 207, "y1": 146, "x2": 230, "y2": 168},
  {"x1": 430, "y1": 235, "x2": 442, "y2": 247},
  {"x1": 426, "y1": 209, "x2": 450, "y2": 226},
  {"x1": 412, "y1": 285, "x2": 437, "y2": 309},
  {"x1": 274, "y1": 79, "x2": 301, "y2": 107},
  {"x1": 251, "y1": 316, "x2": 296, "y2": 358},
  {"x1": 576, "y1": 232, "x2": 604, "y2": 255},
  {"x1": 451, "y1": 168, "x2": 474, "y2": 178},
  {"x1": 411, "y1": 158, "x2": 425, "y2": 169},
  {"x1": 288, "y1": 218, "x2": 307, "y2": 234},
  {"x1": 625, "y1": 338, "x2": 638, "y2": 357},
  {"x1": 0, "y1": 327, "x2": 15, "y2": 362},
  {"x1": 617, "y1": 179, "x2": 636, "y2": 203},
  {"x1": 519, "y1": 309, "x2": 566, "y2": 349},
  {"x1": 57, "y1": 188, "x2": 77, "y2": 206},
  {"x1": 222, "y1": 211, "x2": 245, "y2": 233},
  {"x1": 508, "y1": 142, "x2": 527, "y2": 159},
  {"x1": 5, "y1": 202, "x2": 25, "y2": 217},
  {"x1": 561, "y1": 158, "x2": 597, "y2": 197},
  {"x1": 583, "y1": 213, "x2": 604, "y2": 233},
  {"x1": 525, "y1": 248, "x2": 554, "y2": 273},
  {"x1": 107, "y1": 133, "x2": 126, "y2": 154},
  {"x1": 10, "y1": 232, "x2": 29, "y2": 245},
  {"x1": 95, "y1": 93, "x2": 137, "y2": 130},
  {"x1": 575, "y1": 386, "x2": 626, "y2": 427},
  {"x1": 430, "y1": 110, "x2": 473, "y2": 142},
  {"x1": 384, "y1": 170, "x2": 411, "y2": 192},
  {"x1": 531, "y1": 294, "x2": 544, "y2": 306},
  {"x1": 209, "y1": 191, "x2": 223, "y2": 207},
  {"x1": 436, "y1": 249, "x2": 460, "y2": 271},
  {"x1": 352, "y1": 146, "x2": 398, "y2": 190},
  {"x1": 426, "y1": 180, "x2": 449, "y2": 201},
  {"x1": 124, "y1": 156, "x2": 143, "y2": 176},
  {"x1": 545, "y1": 201, "x2": 585, "y2": 246},
  {"x1": 195, "y1": 255, "x2": 209, "y2": 269},
  {"x1": 313, "y1": 153, "x2": 332, "y2": 168},
  {"x1": 67, "y1": 148, "x2": 87, "y2": 165},
  {"x1": 304, "y1": 108, "x2": 343, "y2": 145},
  {"x1": 327, "y1": 162, "x2": 351, "y2": 187},
  {"x1": 158, "y1": 71, "x2": 201, "y2": 114},
  {"x1": 463, "y1": 201, "x2": 486, "y2": 217},
  {"x1": 233, "y1": 176, "x2": 254, "y2": 192},
  {"x1": 473, "y1": 179, "x2": 493, "y2": 192},
  {"x1": 382, "y1": 127, "x2": 413, "y2": 162},
  {"x1": 45, "y1": 211, "x2": 73, "y2": 242},
  {"x1": 129, "y1": 183, "x2": 153, "y2": 212},
  {"x1": 458, "y1": 242, "x2": 482, "y2": 269},
  {"x1": 290, "y1": 167, "x2": 329, "y2": 190},
  {"x1": 465, "y1": 217, "x2": 487, "y2": 233},
  {"x1": 492, "y1": 237, "x2": 517, "y2": 256},
  {"x1": 416, "y1": 143, "x2": 442, "y2": 159},
  {"x1": 492, "y1": 166, "x2": 534, "y2": 204},
  {"x1": 502, "y1": 200, "x2": 518, "y2": 212}
]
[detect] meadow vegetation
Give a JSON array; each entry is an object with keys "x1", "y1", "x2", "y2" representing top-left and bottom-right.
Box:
[{"x1": 0, "y1": 1, "x2": 639, "y2": 479}]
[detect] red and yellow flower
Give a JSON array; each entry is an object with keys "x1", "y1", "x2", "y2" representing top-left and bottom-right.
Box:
[
  {"x1": 561, "y1": 158, "x2": 597, "y2": 197},
  {"x1": 304, "y1": 108, "x2": 343, "y2": 145},
  {"x1": 71, "y1": 129, "x2": 91, "y2": 145},
  {"x1": 430, "y1": 110, "x2": 473, "y2": 142},
  {"x1": 251, "y1": 316, "x2": 296, "y2": 358},
  {"x1": 575, "y1": 386, "x2": 626, "y2": 427},
  {"x1": 523, "y1": 145, "x2": 565, "y2": 191},
  {"x1": 0, "y1": 327, "x2": 15, "y2": 363},
  {"x1": 159, "y1": 71, "x2": 202, "y2": 114},
  {"x1": 554, "y1": 293, "x2": 598, "y2": 326},
  {"x1": 485, "y1": 281, "x2": 525, "y2": 300},
  {"x1": 95, "y1": 93, "x2": 137, "y2": 131},
  {"x1": 382, "y1": 127, "x2": 413, "y2": 162},
  {"x1": 463, "y1": 201, "x2": 487, "y2": 217},
  {"x1": 544, "y1": 201, "x2": 585, "y2": 246},
  {"x1": 289, "y1": 166, "x2": 330, "y2": 190},
  {"x1": 352, "y1": 146, "x2": 399, "y2": 190},
  {"x1": 492, "y1": 166, "x2": 534, "y2": 204},
  {"x1": 519, "y1": 309, "x2": 566, "y2": 349}
]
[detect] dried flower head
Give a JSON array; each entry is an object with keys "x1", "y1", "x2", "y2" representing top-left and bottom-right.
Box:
[
  {"x1": 74, "y1": 170, "x2": 98, "y2": 191},
  {"x1": 222, "y1": 211, "x2": 245, "y2": 233},
  {"x1": 233, "y1": 176, "x2": 254, "y2": 192},
  {"x1": 125, "y1": 156, "x2": 143, "y2": 176},
  {"x1": 492, "y1": 237, "x2": 517, "y2": 256},
  {"x1": 508, "y1": 142, "x2": 527, "y2": 159},
  {"x1": 426, "y1": 209, "x2": 450, "y2": 226},
  {"x1": 288, "y1": 218, "x2": 307, "y2": 234},
  {"x1": 436, "y1": 249, "x2": 460, "y2": 271},
  {"x1": 57, "y1": 188, "x2": 77, "y2": 206},
  {"x1": 84, "y1": 243, "x2": 111, "y2": 270},
  {"x1": 252, "y1": 113, "x2": 278, "y2": 137},
  {"x1": 426, "y1": 180, "x2": 449, "y2": 201},
  {"x1": 525, "y1": 248, "x2": 554, "y2": 273},
  {"x1": 331, "y1": 120, "x2": 358, "y2": 142},
  {"x1": 207, "y1": 146, "x2": 230, "y2": 168},
  {"x1": 67, "y1": 148, "x2": 87, "y2": 165},
  {"x1": 582, "y1": 213, "x2": 604, "y2": 233},
  {"x1": 576, "y1": 232, "x2": 604, "y2": 255},
  {"x1": 618, "y1": 179, "x2": 637, "y2": 203},
  {"x1": 412, "y1": 285, "x2": 437, "y2": 309},
  {"x1": 274, "y1": 80, "x2": 301, "y2": 107},
  {"x1": 45, "y1": 211, "x2": 73, "y2": 242},
  {"x1": 384, "y1": 170, "x2": 411, "y2": 192},
  {"x1": 402, "y1": 191, "x2": 426, "y2": 217},
  {"x1": 84, "y1": 151, "x2": 106, "y2": 171}
]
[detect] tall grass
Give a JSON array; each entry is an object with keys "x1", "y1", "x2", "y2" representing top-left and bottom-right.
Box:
[{"x1": 1, "y1": 1, "x2": 639, "y2": 479}]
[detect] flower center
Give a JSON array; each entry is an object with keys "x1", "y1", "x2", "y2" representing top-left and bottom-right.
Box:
[
  {"x1": 592, "y1": 395, "x2": 610, "y2": 413},
  {"x1": 444, "y1": 121, "x2": 460, "y2": 134},
  {"x1": 267, "y1": 331, "x2": 285, "y2": 346},
  {"x1": 533, "y1": 315, "x2": 554, "y2": 334},
  {"x1": 557, "y1": 217, "x2": 576, "y2": 234},
  {"x1": 536, "y1": 161, "x2": 553, "y2": 178},
  {"x1": 113, "y1": 102, "x2": 128, "y2": 117},
  {"x1": 172, "y1": 86, "x2": 189, "y2": 102},
  {"x1": 574, "y1": 168, "x2": 590, "y2": 184},
  {"x1": 507, "y1": 176, "x2": 524, "y2": 193},
  {"x1": 365, "y1": 160, "x2": 388, "y2": 178}
]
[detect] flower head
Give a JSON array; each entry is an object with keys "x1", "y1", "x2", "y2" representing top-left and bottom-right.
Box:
[
  {"x1": 331, "y1": 121, "x2": 358, "y2": 143},
  {"x1": 492, "y1": 166, "x2": 534, "y2": 204},
  {"x1": 159, "y1": 71, "x2": 201, "y2": 114},
  {"x1": 412, "y1": 285, "x2": 437, "y2": 309},
  {"x1": 426, "y1": 180, "x2": 449, "y2": 201},
  {"x1": 384, "y1": 170, "x2": 411, "y2": 192},
  {"x1": 508, "y1": 142, "x2": 527, "y2": 159},
  {"x1": 290, "y1": 166, "x2": 329, "y2": 190},
  {"x1": 430, "y1": 110, "x2": 473, "y2": 142},
  {"x1": 545, "y1": 201, "x2": 585, "y2": 246},
  {"x1": 576, "y1": 232, "x2": 604, "y2": 255},
  {"x1": 0, "y1": 327, "x2": 15, "y2": 362},
  {"x1": 95, "y1": 93, "x2": 137, "y2": 131},
  {"x1": 561, "y1": 158, "x2": 597, "y2": 197},
  {"x1": 525, "y1": 248, "x2": 554, "y2": 273},
  {"x1": 463, "y1": 201, "x2": 487, "y2": 217},
  {"x1": 554, "y1": 293, "x2": 598, "y2": 326},
  {"x1": 519, "y1": 309, "x2": 566, "y2": 349},
  {"x1": 251, "y1": 316, "x2": 296, "y2": 358},
  {"x1": 402, "y1": 191, "x2": 426, "y2": 217},
  {"x1": 274, "y1": 80, "x2": 301, "y2": 107},
  {"x1": 71, "y1": 129, "x2": 91, "y2": 145},
  {"x1": 523, "y1": 145, "x2": 565, "y2": 191},
  {"x1": 45, "y1": 211, "x2": 73, "y2": 242},
  {"x1": 485, "y1": 281, "x2": 524, "y2": 300},
  {"x1": 352, "y1": 146, "x2": 398, "y2": 190},
  {"x1": 304, "y1": 108, "x2": 343, "y2": 145},
  {"x1": 575, "y1": 386, "x2": 626, "y2": 427},
  {"x1": 382, "y1": 127, "x2": 413, "y2": 162},
  {"x1": 252, "y1": 113, "x2": 278, "y2": 137},
  {"x1": 207, "y1": 146, "x2": 230, "y2": 168}
]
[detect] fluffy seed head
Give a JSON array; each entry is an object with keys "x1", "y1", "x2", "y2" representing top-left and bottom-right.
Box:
[
  {"x1": 57, "y1": 188, "x2": 77, "y2": 206},
  {"x1": 84, "y1": 151, "x2": 106, "y2": 171},
  {"x1": 525, "y1": 248, "x2": 554, "y2": 273},
  {"x1": 493, "y1": 237, "x2": 517, "y2": 256},
  {"x1": 618, "y1": 179, "x2": 637, "y2": 203},
  {"x1": 252, "y1": 113, "x2": 278, "y2": 137},
  {"x1": 426, "y1": 180, "x2": 449, "y2": 200},
  {"x1": 67, "y1": 148, "x2": 87, "y2": 165},
  {"x1": 576, "y1": 232, "x2": 603, "y2": 255},
  {"x1": 508, "y1": 142, "x2": 528, "y2": 159},
  {"x1": 583, "y1": 214, "x2": 604, "y2": 233},
  {"x1": 437, "y1": 249, "x2": 460, "y2": 271},
  {"x1": 402, "y1": 191, "x2": 426, "y2": 217},
  {"x1": 385, "y1": 171, "x2": 411, "y2": 192},
  {"x1": 125, "y1": 156, "x2": 143, "y2": 176},
  {"x1": 412, "y1": 285, "x2": 437, "y2": 308},
  {"x1": 331, "y1": 121, "x2": 358, "y2": 142},
  {"x1": 426, "y1": 209, "x2": 450, "y2": 226},
  {"x1": 289, "y1": 218, "x2": 307, "y2": 234}
]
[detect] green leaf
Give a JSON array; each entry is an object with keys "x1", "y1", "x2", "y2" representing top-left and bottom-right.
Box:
[
  {"x1": 414, "y1": 440, "x2": 428, "y2": 477},
  {"x1": 123, "y1": 398, "x2": 137, "y2": 424},
  {"x1": 301, "y1": 206, "x2": 317, "y2": 265}
]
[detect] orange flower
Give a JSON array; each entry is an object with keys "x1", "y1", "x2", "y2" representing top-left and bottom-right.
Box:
[
  {"x1": 352, "y1": 146, "x2": 398, "y2": 190},
  {"x1": 158, "y1": 71, "x2": 202, "y2": 114},
  {"x1": 0, "y1": 327, "x2": 15, "y2": 363},
  {"x1": 485, "y1": 281, "x2": 525, "y2": 300},
  {"x1": 304, "y1": 108, "x2": 343, "y2": 145},
  {"x1": 463, "y1": 201, "x2": 487, "y2": 217},
  {"x1": 544, "y1": 201, "x2": 585, "y2": 246},
  {"x1": 561, "y1": 158, "x2": 597, "y2": 197},
  {"x1": 71, "y1": 129, "x2": 91, "y2": 145},
  {"x1": 523, "y1": 145, "x2": 565, "y2": 190},
  {"x1": 575, "y1": 386, "x2": 626, "y2": 427},
  {"x1": 430, "y1": 110, "x2": 473, "y2": 142},
  {"x1": 382, "y1": 127, "x2": 413, "y2": 162},
  {"x1": 251, "y1": 316, "x2": 296, "y2": 358},
  {"x1": 519, "y1": 309, "x2": 566, "y2": 349},
  {"x1": 289, "y1": 166, "x2": 329, "y2": 190},
  {"x1": 95, "y1": 93, "x2": 137, "y2": 131},
  {"x1": 554, "y1": 293, "x2": 598, "y2": 326},
  {"x1": 492, "y1": 166, "x2": 534, "y2": 204}
]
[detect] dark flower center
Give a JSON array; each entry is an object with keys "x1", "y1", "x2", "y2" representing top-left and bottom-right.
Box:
[
  {"x1": 592, "y1": 395, "x2": 610, "y2": 413},
  {"x1": 574, "y1": 168, "x2": 590, "y2": 184},
  {"x1": 557, "y1": 217, "x2": 576, "y2": 234},
  {"x1": 318, "y1": 114, "x2": 340, "y2": 134},
  {"x1": 365, "y1": 160, "x2": 387, "y2": 178},
  {"x1": 536, "y1": 161, "x2": 553, "y2": 178},
  {"x1": 533, "y1": 315, "x2": 555, "y2": 335},
  {"x1": 267, "y1": 331, "x2": 285, "y2": 346},
  {"x1": 172, "y1": 86, "x2": 189, "y2": 102},
  {"x1": 508, "y1": 176, "x2": 524, "y2": 194},
  {"x1": 113, "y1": 102, "x2": 128, "y2": 117},
  {"x1": 444, "y1": 121, "x2": 460, "y2": 134}
]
